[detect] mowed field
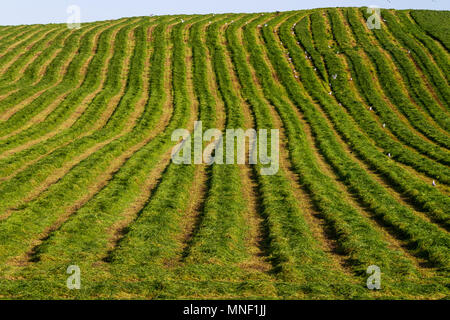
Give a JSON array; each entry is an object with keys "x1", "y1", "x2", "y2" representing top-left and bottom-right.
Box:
[{"x1": 0, "y1": 7, "x2": 449, "y2": 299}]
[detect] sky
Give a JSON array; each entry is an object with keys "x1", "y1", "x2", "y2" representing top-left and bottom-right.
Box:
[{"x1": 0, "y1": 0, "x2": 448, "y2": 26}]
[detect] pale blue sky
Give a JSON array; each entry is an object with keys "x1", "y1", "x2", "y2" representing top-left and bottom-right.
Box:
[{"x1": 1, "y1": 0, "x2": 448, "y2": 26}]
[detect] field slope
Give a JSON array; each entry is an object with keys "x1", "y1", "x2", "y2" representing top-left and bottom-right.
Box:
[{"x1": 0, "y1": 7, "x2": 448, "y2": 299}]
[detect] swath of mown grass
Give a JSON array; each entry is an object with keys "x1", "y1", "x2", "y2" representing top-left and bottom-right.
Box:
[
  {"x1": 325, "y1": 9, "x2": 450, "y2": 170},
  {"x1": 225, "y1": 13, "x2": 371, "y2": 299},
  {"x1": 350, "y1": 8, "x2": 449, "y2": 148},
  {"x1": 260, "y1": 11, "x2": 448, "y2": 296},
  {"x1": 0, "y1": 19, "x2": 134, "y2": 180},
  {"x1": 0, "y1": 25, "x2": 56, "y2": 79},
  {"x1": 0, "y1": 19, "x2": 143, "y2": 213},
  {"x1": 0, "y1": 27, "x2": 67, "y2": 91},
  {"x1": 0, "y1": 23, "x2": 104, "y2": 134},
  {"x1": 0, "y1": 9, "x2": 448, "y2": 299},
  {"x1": 396, "y1": 11, "x2": 450, "y2": 86},
  {"x1": 0, "y1": 18, "x2": 148, "y2": 273},
  {"x1": 10, "y1": 16, "x2": 200, "y2": 297},
  {"x1": 368, "y1": 9, "x2": 449, "y2": 131}
]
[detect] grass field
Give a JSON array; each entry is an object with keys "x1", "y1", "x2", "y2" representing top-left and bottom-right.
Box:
[{"x1": 0, "y1": 7, "x2": 448, "y2": 299}]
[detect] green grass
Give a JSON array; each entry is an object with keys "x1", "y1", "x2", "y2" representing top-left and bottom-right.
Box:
[{"x1": 0, "y1": 8, "x2": 448, "y2": 299}]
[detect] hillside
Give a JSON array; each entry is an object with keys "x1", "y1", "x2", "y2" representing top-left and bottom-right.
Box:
[{"x1": 0, "y1": 7, "x2": 448, "y2": 299}]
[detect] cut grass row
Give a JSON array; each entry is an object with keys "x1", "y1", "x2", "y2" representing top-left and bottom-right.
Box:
[
  {"x1": 0, "y1": 25, "x2": 52, "y2": 74},
  {"x1": 390, "y1": 11, "x2": 449, "y2": 108},
  {"x1": 17, "y1": 16, "x2": 221, "y2": 297},
  {"x1": 0, "y1": 18, "x2": 145, "y2": 217},
  {"x1": 0, "y1": 17, "x2": 174, "y2": 276},
  {"x1": 309, "y1": 10, "x2": 450, "y2": 183},
  {"x1": 368, "y1": 9, "x2": 449, "y2": 130},
  {"x1": 262, "y1": 12, "x2": 450, "y2": 271},
  {"x1": 227, "y1": 13, "x2": 373, "y2": 298},
  {"x1": 397, "y1": 11, "x2": 450, "y2": 84},
  {"x1": 325, "y1": 9, "x2": 450, "y2": 169},
  {"x1": 0, "y1": 26, "x2": 76, "y2": 96},
  {"x1": 347, "y1": 9, "x2": 449, "y2": 147},
  {"x1": 0, "y1": 26, "x2": 67, "y2": 89},
  {"x1": 0, "y1": 23, "x2": 105, "y2": 137},
  {"x1": 0, "y1": 19, "x2": 135, "y2": 179},
  {"x1": 248, "y1": 12, "x2": 439, "y2": 297}
]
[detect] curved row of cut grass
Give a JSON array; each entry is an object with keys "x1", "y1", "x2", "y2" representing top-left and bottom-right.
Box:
[
  {"x1": 0, "y1": 26, "x2": 67, "y2": 89},
  {"x1": 262, "y1": 13, "x2": 450, "y2": 269},
  {"x1": 389, "y1": 11, "x2": 449, "y2": 108},
  {"x1": 325, "y1": 9, "x2": 450, "y2": 169},
  {"x1": 246, "y1": 13, "x2": 441, "y2": 296},
  {"x1": 181, "y1": 15, "x2": 251, "y2": 271},
  {"x1": 409, "y1": 10, "x2": 450, "y2": 51},
  {"x1": 0, "y1": 22, "x2": 112, "y2": 147},
  {"x1": 347, "y1": 9, "x2": 449, "y2": 147},
  {"x1": 306, "y1": 10, "x2": 450, "y2": 183},
  {"x1": 0, "y1": 25, "x2": 48, "y2": 71},
  {"x1": 291, "y1": 11, "x2": 450, "y2": 229},
  {"x1": 225, "y1": 13, "x2": 374, "y2": 298},
  {"x1": 0, "y1": 23, "x2": 105, "y2": 138},
  {"x1": 397, "y1": 11, "x2": 450, "y2": 85},
  {"x1": 0, "y1": 18, "x2": 144, "y2": 214},
  {"x1": 0, "y1": 27, "x2": 79, "y2": 95},
  {"x1": 0, "y1": 17, "x2": 173, "y2": 272},
  {"x1": 107, "y1": 15, "x2": 214, "y2": 284},
  {"x1": 0, "y1": 25, "x2": 24, "y2": 42},
  {"x1": 18, "y1": 17, "x2": 207, "y2": 287},
  {"x1": 0, "y1": 19, "x2": 134, "y2": 179},
  {"x1": 367, "y1": 9, "x2": 449, "y2": 131}
]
